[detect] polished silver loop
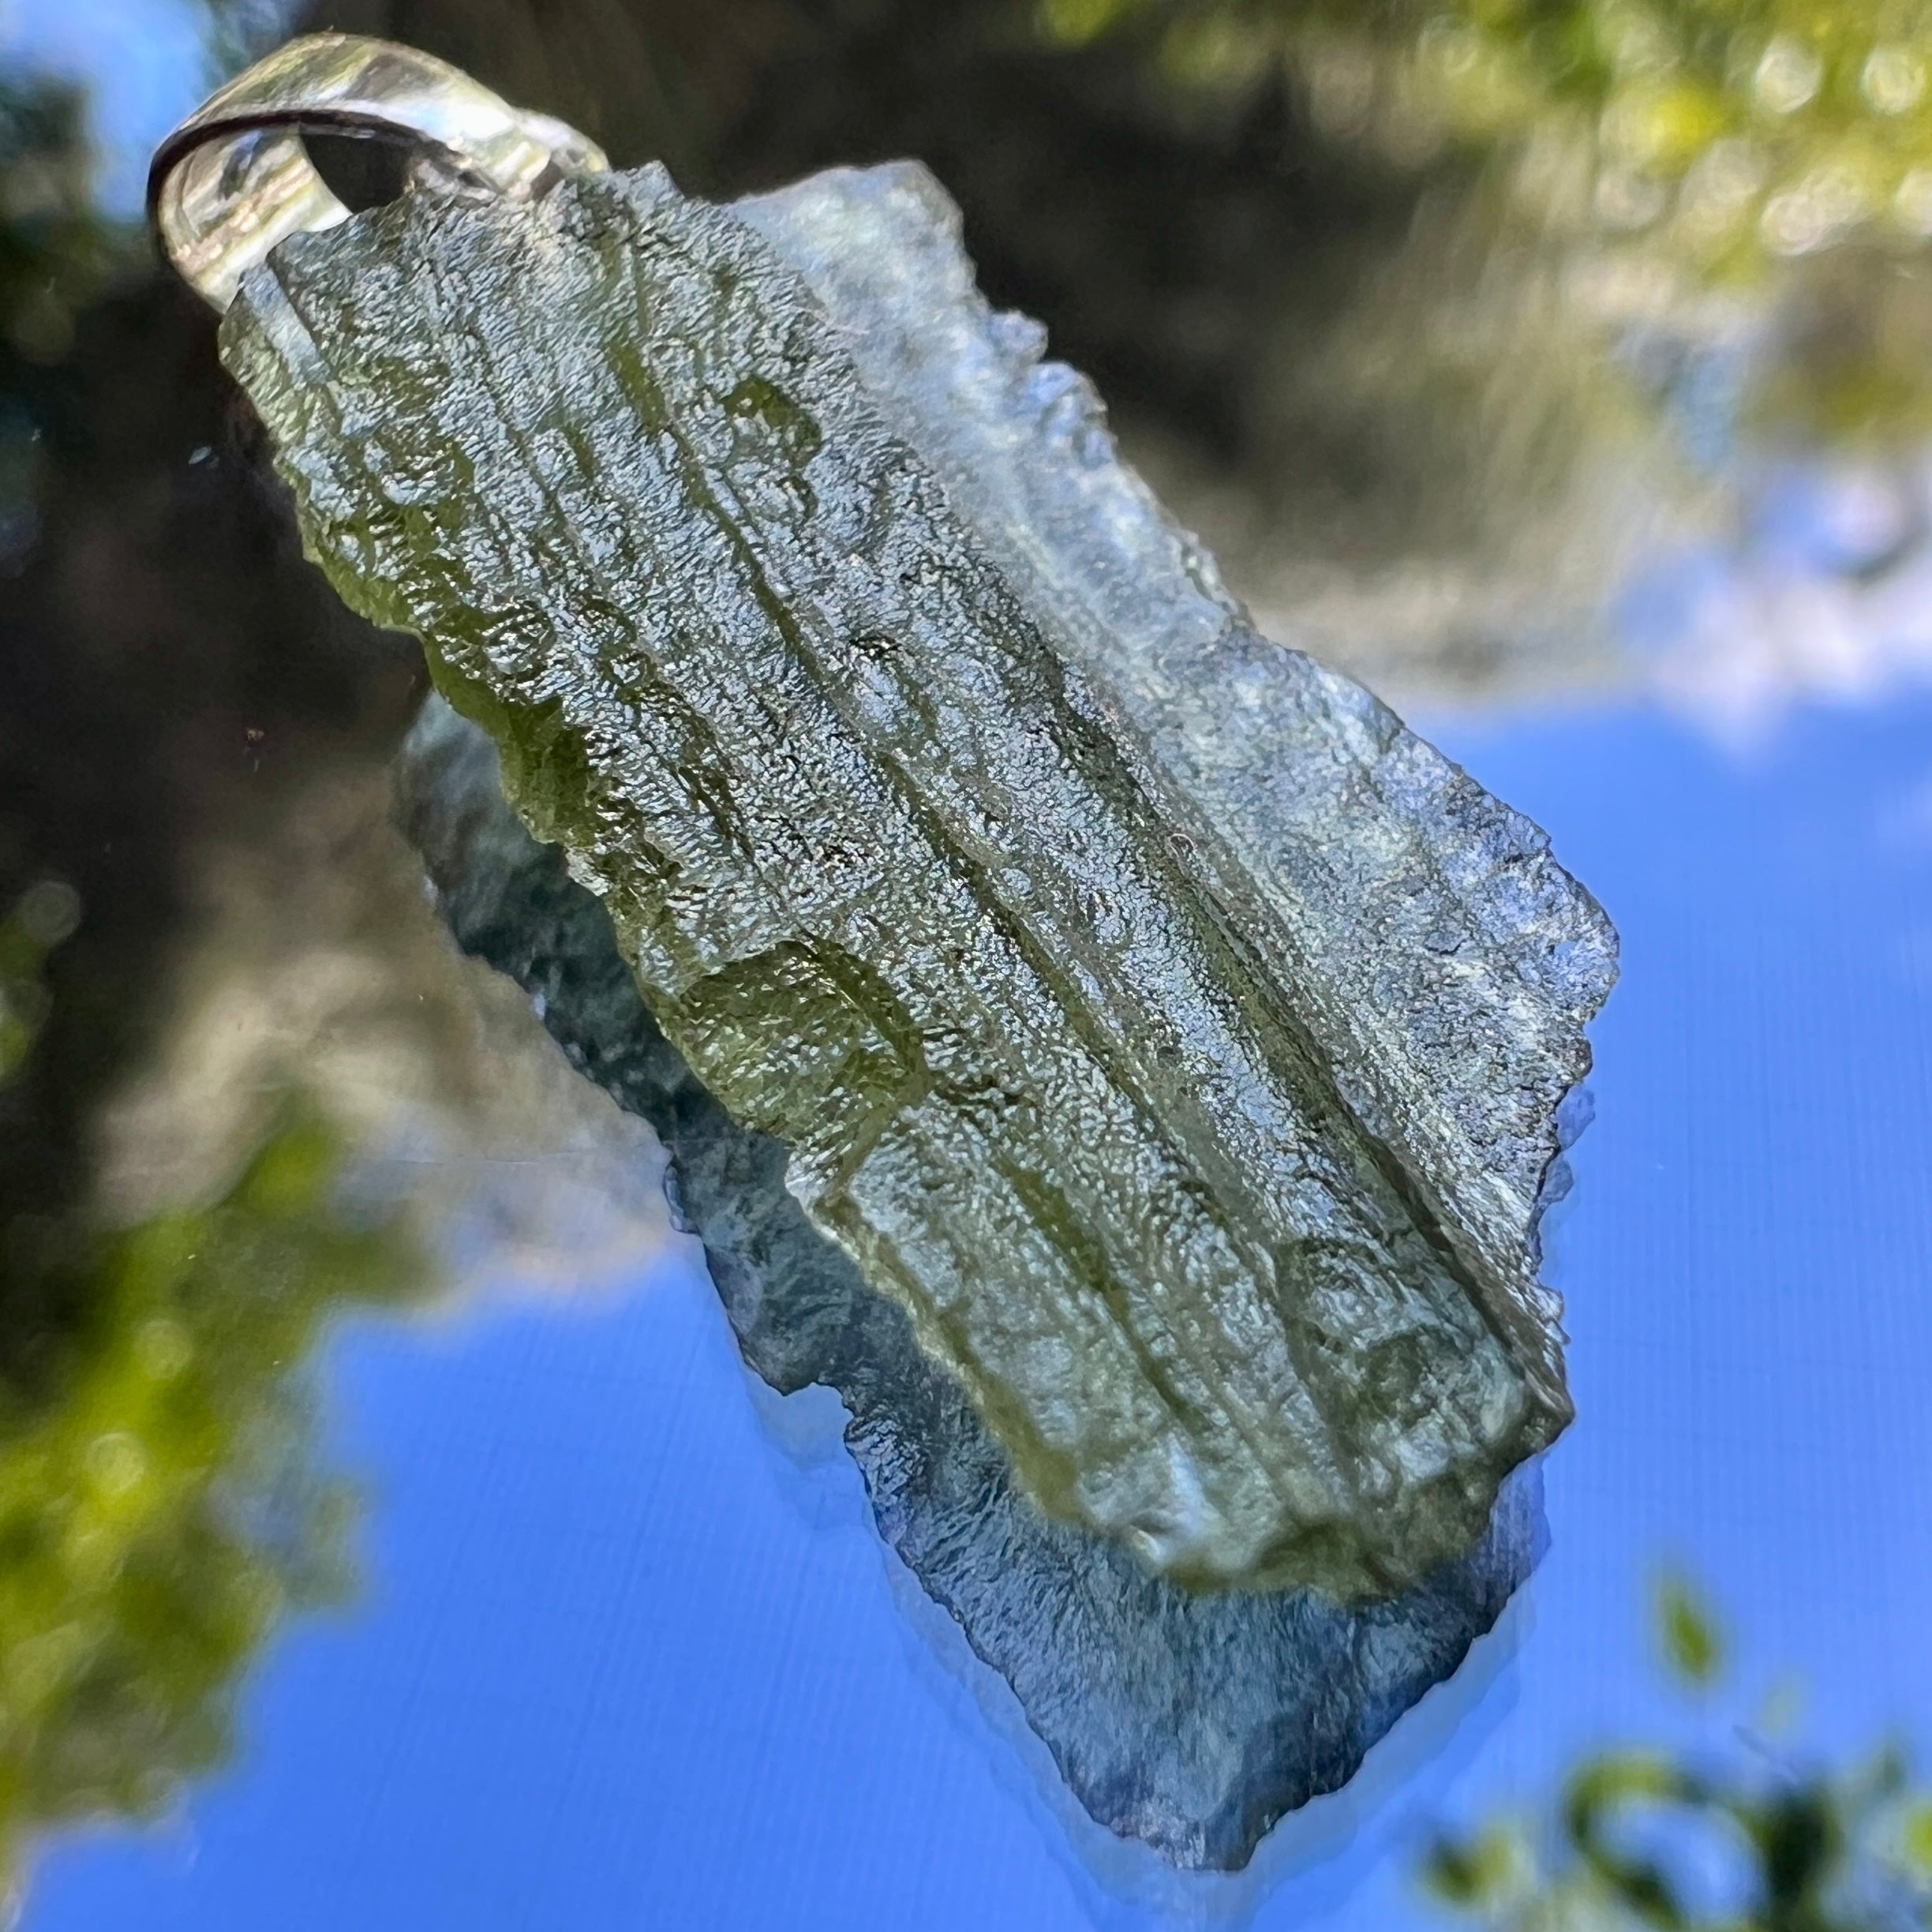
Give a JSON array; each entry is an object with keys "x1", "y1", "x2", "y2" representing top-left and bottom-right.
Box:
[{"x1": 148, "y1": 33, "x2": 608, "y2": 313}]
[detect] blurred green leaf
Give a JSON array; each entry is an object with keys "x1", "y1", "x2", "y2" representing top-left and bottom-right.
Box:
[
  {"x1": 1421, "y1": 1822, "x2": 1527, "y2": 1910},
  {"x1": 1902, "y1": 1798, "x2": 1932, "y2": 1872},
  {"x1": 1655, "y1": 1571, "x2": 1725, "y2": 1687}
]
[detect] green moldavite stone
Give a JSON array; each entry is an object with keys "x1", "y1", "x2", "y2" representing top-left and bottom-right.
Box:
[{"x1": 221, "y1": 160, "x2": 1616, "y2": 1599}]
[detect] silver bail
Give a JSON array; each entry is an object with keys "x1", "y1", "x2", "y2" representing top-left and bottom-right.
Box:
[{"x1": 147, "y1": 33, "x2": 608, "y2": 313}]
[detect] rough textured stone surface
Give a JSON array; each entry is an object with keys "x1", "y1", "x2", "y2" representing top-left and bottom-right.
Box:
[
  {"x1": 395, "y1": 694, "x2": 1544, "y2": 1871},
  {"x1": 220, "y1": 160, "x2": 1613, "y2": 1595}
]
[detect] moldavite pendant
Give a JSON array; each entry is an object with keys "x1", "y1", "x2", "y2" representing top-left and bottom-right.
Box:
[{"x1": 152, "y1": 39, "x2": 1616, "y2": 1604}]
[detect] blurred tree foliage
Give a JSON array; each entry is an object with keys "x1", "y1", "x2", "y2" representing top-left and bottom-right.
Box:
[
  {"x1": 0, "y1": 1119, "x2": 427, "y2": 1900},
  {"x1": 1421, "y1": 1577, "x2": 1932, "y2": 1930},
  {"x1": 1036, "y1": 0, "x2": 1932, "y2": 271},
  {"x1": 1029, "y1": 0, "x2": 1932, "y2": 444}
]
